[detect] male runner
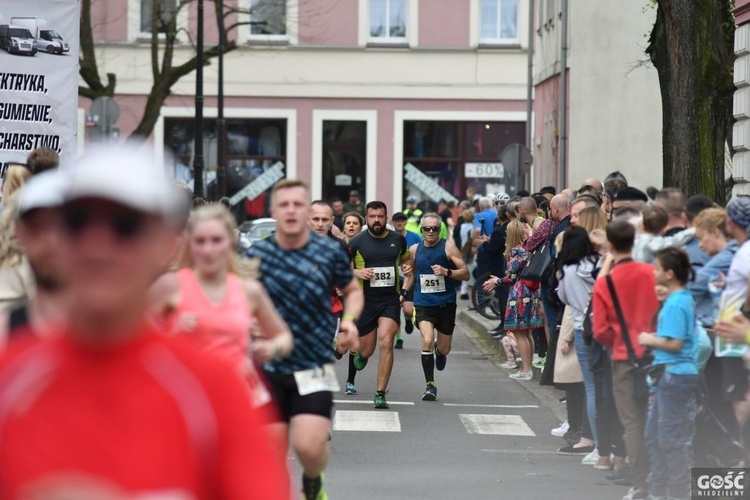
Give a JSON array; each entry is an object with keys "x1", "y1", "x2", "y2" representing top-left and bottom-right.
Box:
[
  {"x1": 391, "y1": 212, "x2": 421, "y2": 348},
  {"x1": 247, "y1": 181, "x2": 364, "y2": 500},
  {"x1": 308, "y1": 199, "x2": 351, "y2": 361},
  {"x1": 402, "y1": 213, "x2": 469, "y2": 400},
  {"x1": 348, "y1": 201, "x2": 414, "y2": 409}
]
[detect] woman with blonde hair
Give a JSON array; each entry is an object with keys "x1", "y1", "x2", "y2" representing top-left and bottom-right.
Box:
[
  {"x1": 342, "y1": 211, "x2": 364, "y2": 243},
  {"x1": 0, "y1": 164, "x2": 34, "y2": 313},
  {"x1": 577, "y1": 206, "x2": 607, "y2": 234},
  {"x1": 150, "y1": 203, "x2": 293, "y2": 412},
  {"x1": 483, "y1": 220, "x2": 543, "y2": 379}
]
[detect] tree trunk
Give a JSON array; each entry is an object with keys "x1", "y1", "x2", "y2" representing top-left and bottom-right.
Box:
[{"x1": 646, "y1": 0, "x2": 734, "y2": 205}]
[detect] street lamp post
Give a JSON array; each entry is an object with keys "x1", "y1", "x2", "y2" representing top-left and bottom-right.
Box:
[
  {"x1": 216, "y1": 1, "x2": 227, "y2": 199},
  {"x1": 192, "y1": 0, "x2": 205, "y2": 199}
]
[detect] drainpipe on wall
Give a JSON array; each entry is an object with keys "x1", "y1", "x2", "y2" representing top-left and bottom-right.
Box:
[
  {"x1": 557, "y1": 0, "x2": 569, "y2": 189},
  {"x1": 526, "y1": 0, "x2": 535, "y2": 191}
]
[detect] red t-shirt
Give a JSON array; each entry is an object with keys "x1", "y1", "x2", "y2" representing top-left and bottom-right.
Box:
[
  {"x1": 0, "y1": 326, "x2": 289, "y2": 500},
  {"x1": 592, "y1": 260, "x2": 659, "y2": 362}
]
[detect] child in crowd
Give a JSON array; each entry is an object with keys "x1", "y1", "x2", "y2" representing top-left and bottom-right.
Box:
[
  {"x1": 638, "y1": 247, "x2": 699, "y2": 500},
  {"x1": 633, "y1": 205, "x2": 694, "y2": 263},
  {"x1": 500, "y1": 333, "x2": 521, "y2": 369}
]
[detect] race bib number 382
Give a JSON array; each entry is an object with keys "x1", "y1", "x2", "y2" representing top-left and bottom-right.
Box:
[{"x1": 370, "y1": 267, "x2": 395, "y2": 288}]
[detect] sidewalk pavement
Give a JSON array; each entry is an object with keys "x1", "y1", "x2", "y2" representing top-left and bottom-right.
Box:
[{"x1": 455, "y1": 296, "x2": 568, "y2": 423}]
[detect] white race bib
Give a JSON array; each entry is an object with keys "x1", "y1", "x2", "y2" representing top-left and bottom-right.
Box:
[
  {"x1": 294, "y1": 364, "x2": 341, "y2": 396},
  {"x1": 370, "y1": 266, "x2": 396, "y2": 288},
  {"x1": 420, "y1": 274, "x2": 446, "y2": 293}
]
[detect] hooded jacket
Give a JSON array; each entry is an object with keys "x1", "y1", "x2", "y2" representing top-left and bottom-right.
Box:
[{"x1": 556, "y1": 257, "x2": 598, "y2": 330}]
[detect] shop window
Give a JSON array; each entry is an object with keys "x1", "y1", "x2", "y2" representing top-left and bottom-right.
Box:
[
  {"x1": 403, "y1": 121, "x2": 526, "y2": 204},
  {"x1": 321, "y1": 121, "x2": 367, "y2": 204},
  {"x1": 164, "y1": 117, "x2": 286, "y2": 218}
]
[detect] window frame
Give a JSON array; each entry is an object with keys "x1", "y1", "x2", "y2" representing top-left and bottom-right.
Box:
[
  {"x1": 129, "y1": 0, "x2": 188, "y2": 42},
  {"x1": 479, "y1": 0, "x2": 520, "y2": 45},
  {"x1": 247, "y1": 0, "x2": 289, "y2": 43},
  {"x1": 368, "y1": 0, "x2": 409, "y2": 45}
]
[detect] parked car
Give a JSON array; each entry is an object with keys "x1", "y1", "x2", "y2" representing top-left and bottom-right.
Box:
[
  {"x1": 237, "y1": 218, "x2": 276, "y2": 254},
  {"x1": 11, "y1": 18, "x2": 68, "y2": 54},
  {"x1": 0, "y1": 24, "x2": 37, "y2": 56}
]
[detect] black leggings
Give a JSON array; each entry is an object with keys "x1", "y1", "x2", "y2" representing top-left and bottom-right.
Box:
[{"x1": 566, "y1": 382, "x2": 593, "y2": 441}]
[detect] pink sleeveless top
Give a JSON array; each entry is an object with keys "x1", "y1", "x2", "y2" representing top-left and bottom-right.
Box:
[{"x1": 173, "y1": 268, "x2": 251, "y2": 372}]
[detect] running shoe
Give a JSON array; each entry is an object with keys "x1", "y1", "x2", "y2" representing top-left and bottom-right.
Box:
[
  {"x1": 373, "y1": 391, "x2": 389, "y2": 409},
  {"x1": 621, "y1": 487, "x2": 647, "y2": 500},
  {"x1": 344, "y1": 382, "x2": 357, "y2": 395},
  {"x1": 509, "y1": 371, "x2": 533, "y2": 381},
  {"x1": 557, "y1": 444, "x2": 595, "y2": 455},
  {"x1": 302, "y1": 473, "x2": 327, "y2": 500},
  {"x1": 395, "y1": 337, "x2": 404, "y2": 349},
  {"x1": 500, "y1": 360, "x2": 517, "y2": 369},
  {"x1": 422, "y1": 381, "x2": 437, "y2": 401},
  {"x1": 435, "y1": 346, "x2": 447, "y2": 371},
  {"x1": 532, "y1": 355, "x2": 546, "y2": 369},
  {"x1": 353, "y1": 353, "x2": 368, "y2": 370},
  {"x1": 581, "y1": 449, "x2": 600, "y2": 465},
  {"x1": 551, "y1": 420, "x2": 570, "y2": 437},
  {"x1": 404, "y1": 318, "x2": 414, "y2": 334}
]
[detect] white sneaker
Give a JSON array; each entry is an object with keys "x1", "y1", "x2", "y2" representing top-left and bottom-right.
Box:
[
  {"x1": 551, "y1": 420, "x2": 570, "y2": 437},
  {"x1": 500, "y1": 360, "x2": 517, "y2": 369},
  {"x1": 509, "y1": 371, "x2": 533, "y2": 381},
  {"x1": 532, "y1": 353, "x2": 542, "y2": 364},
  {"x1": 581, "y1": 449, "x2": 600, "y2": 465}
]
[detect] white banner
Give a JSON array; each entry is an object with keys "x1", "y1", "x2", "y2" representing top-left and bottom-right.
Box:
[
  {"x1": 0, "y1": 0, "x2": 79, "y2": 177},
  {"x1": 404, "y1": 163, "x2": 459, "y2": 204},
  {"x1": 229, "y1": 162, "x2": 285, "y2": 206}
]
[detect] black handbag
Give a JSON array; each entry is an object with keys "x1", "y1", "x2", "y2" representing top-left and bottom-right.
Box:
[
  {"x1": 606, "y1": 275, "x2": 653, "y2": 401},
  {"x1": 520, "y1": 239, "x2": 553, "y2": 282}
]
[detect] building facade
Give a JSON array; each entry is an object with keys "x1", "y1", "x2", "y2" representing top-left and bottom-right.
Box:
[
  {"x1": 531, "y1": 0, "x2": 663, "y2": 192},
  {"x1": 82, "y1": 0, "x2": 531, "y2": 216},
  {"x1": 734, "y1": 0, "x2": 750, "y2": 197}
]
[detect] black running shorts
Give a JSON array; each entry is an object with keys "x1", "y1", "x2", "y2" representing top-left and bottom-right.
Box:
[
  {"x1": 264, "y1": 370, "x2": 334, "y2": 423},
  {"x1": 357, "y1": 296, "x2": 401, "y2": 336},
  {"x1": 415, "y1": 303, "x2": 457, "y2": 335}
]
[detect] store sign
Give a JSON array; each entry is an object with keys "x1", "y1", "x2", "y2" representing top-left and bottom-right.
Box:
[
  {"x1": 404, "y1": 163, "x2": 459, "y2": 204},
  {"x1": 229, "y1": 162, "x2": 285, "y2": 206},
  {"x1": 465, "y1": 162, "x2": 504, "y2": 179},
  {"x1": 0, "y1": 0, "x2": 79, "y2": 174},
  {"x1": 335, "y1": 174, "x2": 352, "y2": 186}
]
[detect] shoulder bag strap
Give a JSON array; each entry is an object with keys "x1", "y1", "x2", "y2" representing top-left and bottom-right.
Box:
[{"x1": 605, "y1": 274, "x2": 640, "y2": 366}]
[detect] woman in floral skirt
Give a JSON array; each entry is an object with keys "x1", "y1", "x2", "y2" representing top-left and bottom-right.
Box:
[{"x1": 483, "y1": 220, "x2": 544, "y2": 380}]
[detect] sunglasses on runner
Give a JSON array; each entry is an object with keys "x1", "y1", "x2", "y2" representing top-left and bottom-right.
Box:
[
  {"x1": 421, "y1": 226, "x2": 440, "y2": 233},
  {"x1": 62, "y1": 208, "x2": 148, "y2": 240}
]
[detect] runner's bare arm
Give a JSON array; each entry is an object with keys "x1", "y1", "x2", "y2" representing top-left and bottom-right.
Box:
[
  {"x1": 401, "y1": 243, "x2": 418, "y2": 294},
  {"x1": 338, "y1": 277, "x2": 363, "y2": 351},
  {"x1": 147, "y1": 272, "x2": 181, "y2": 322},
  {"x1": 243, "y1": 278, "x2": 294, "y2": 363},
  {"x1": 444, "y1": 240, "x2": 470, "y2": 281}
]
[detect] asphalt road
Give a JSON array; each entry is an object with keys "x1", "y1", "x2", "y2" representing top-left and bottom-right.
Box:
[{"x1": 300, "y1": 302, "x2": 630, "y2": 500}]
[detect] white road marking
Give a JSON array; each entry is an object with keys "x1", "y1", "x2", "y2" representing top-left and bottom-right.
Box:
[
  {"x1": 333, "y1": 399, "x2": 415, "y2": 406},
  {"x1": 333, "y1": 410, "x2": 401, "y2": 432},
  {"x1": 459, "y1": 414, "x2": 536, "y2": 436},
  {"x1": 443, "y1": 403, "x2": 539, "y2": 409}
]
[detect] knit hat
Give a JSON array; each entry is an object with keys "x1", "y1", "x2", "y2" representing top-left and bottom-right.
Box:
[{"x1": 727, "y1": 196, "x2": 750, "y2": 231}]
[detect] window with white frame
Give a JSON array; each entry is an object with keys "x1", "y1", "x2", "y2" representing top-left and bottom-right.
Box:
[
  {"x1": 369, "y1": 0, "x2": 407, "y2": 42},
  {"x1": 140, "y1": 0, "x2": 177, "y2": 34},
  {"x1": 250, "y1": 0, "x2": 287, "y2": 37},
  {"x1": 480, "y1": 0, "x2": 519, "y2": 43}
]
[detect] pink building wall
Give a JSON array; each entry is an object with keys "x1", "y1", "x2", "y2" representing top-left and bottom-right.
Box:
[
  {"x1": 418, "y1": 0, "x2": 470, "y2": 47},
  {"x1": 298, "y1": 0, "x2": 358, "y2": 46},
  {"x1": 531, "y1": 75, "x2": 558, "y2": 189},
  {"x1": 91, "y1": 0, "x2": 127, "y2": 42}
]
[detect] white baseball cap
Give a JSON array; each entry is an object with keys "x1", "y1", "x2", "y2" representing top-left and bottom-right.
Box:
[
  {"x1": 62, "y1": 143, "x2": 182, "y2": 221},
  {"x1": 17, "y1": 170, "x2": 65, "y2": 217}
]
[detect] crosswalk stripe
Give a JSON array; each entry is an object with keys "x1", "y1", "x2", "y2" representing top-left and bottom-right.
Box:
[
  {"x1": 333, "y1": 410, "x2": 401, "y2": 432},
  {"x1": 442, "y1": 404, "x2": 539, "y2": 409},
  {"x1": 333, "y1": 399, "x2": 415, "y2": 406},
  {"x1": 459, "y1": 414, "x2": 536, "y2": 436}
]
